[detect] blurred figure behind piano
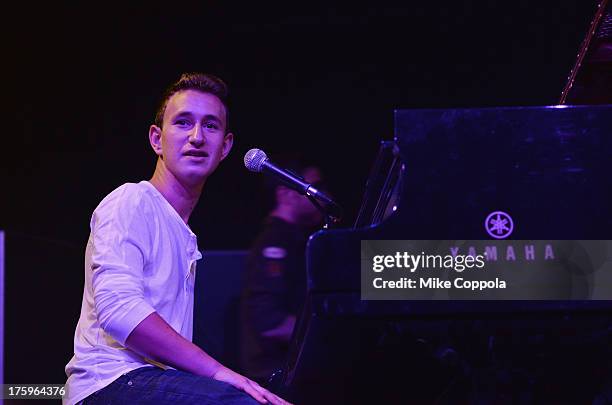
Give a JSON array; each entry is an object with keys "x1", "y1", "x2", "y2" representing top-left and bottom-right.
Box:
[{"x1": 241, "y1": 165, "x2": 325, "y2": 383}]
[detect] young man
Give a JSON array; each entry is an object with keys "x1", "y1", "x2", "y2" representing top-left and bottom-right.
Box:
[{"x1": 64, "y1": 73, "x2": 290, "y2": 405}]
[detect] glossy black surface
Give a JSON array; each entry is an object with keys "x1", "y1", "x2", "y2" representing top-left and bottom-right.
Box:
[
  {"x1": 279, "y1": 106, "x2": 612, "y2": 404},
  {"x1": 306, "y1": 105, "x2": 612, "y2": 294}
]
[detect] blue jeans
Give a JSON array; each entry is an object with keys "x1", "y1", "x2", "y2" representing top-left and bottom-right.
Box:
[{"x1": 82, "y1": 367, "x2": 260, "y2": 404}]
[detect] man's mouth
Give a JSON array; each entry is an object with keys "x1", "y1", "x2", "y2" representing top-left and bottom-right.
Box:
[{"x1": 184, "y1": 150, "x2": 209, "y2": 158}]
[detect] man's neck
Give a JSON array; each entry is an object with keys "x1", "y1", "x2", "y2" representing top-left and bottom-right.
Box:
[{"x1": 149, "y1": 160, "x2": 204, "y2": 224}]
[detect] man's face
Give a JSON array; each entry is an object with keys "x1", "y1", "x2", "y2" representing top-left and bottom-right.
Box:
[{"x1": 149, "y1": 89, "x2": 233, "y2": 186}]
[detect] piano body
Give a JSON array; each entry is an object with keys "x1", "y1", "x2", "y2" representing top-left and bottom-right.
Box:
[{"x1": 276, "y1": 1, "x2": 612, "y2": 403}]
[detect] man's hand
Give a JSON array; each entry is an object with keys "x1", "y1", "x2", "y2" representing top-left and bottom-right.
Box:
[
  {"x1": 125, "y1": 313, "x2": 291, "y2": 403},
  {"x1": 212, "y1": 367, "x2": 293, "y2": 405}
]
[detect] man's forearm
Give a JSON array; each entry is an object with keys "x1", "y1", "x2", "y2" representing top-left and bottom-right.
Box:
[{"x1": 125, "y1": 312, "x2": 222, "y2": 377}]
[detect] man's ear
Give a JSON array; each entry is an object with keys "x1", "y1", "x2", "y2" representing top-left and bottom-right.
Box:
[
  {"x1": 149, "y1": 125, "x2": 163, "y2": 157},
  {"x1": 220, "y1": 132, "x2": 234, "y2": 160}
]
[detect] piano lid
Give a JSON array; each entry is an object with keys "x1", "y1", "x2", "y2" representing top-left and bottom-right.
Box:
[{"x1": 560, "y1": 0, "x2": 612, "y2": 104}]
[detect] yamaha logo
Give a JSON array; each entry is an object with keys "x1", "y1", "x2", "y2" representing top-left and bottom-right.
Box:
[{"x1": 485, "y1": 211, "x2": 514, "y2": 239}]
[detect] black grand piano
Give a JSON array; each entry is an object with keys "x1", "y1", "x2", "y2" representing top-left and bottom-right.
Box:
[{"x1": 275, "y1": 1, "x2": 612, "y2": 403}]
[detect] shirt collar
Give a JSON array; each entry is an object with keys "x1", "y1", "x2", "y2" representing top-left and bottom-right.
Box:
[{"x1": 140, "y1": 180, "x2": 197, "y2": 239}]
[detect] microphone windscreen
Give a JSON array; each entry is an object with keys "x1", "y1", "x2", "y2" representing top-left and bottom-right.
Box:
[{"x1": 244, "y1": 148, "x2": 268, "y2": 172}]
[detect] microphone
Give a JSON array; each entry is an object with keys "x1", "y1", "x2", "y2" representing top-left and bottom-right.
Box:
[{"x1": 244, "y1": 148, "x2": 336, "y2": 207}]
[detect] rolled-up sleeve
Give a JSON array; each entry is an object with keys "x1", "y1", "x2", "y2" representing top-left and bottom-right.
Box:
[{"x1": 89, "y1": 187, "x2": 156, "y2": 346}]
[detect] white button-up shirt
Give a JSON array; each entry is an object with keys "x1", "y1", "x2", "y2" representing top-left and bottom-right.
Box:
[{"x1": 64, "y1": 181, "x2": 202, "y2": 405}]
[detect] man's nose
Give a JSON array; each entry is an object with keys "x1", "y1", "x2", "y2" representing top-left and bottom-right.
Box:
[{"x1": 188, "y1": 124, "x2": 205, "y2": 146}]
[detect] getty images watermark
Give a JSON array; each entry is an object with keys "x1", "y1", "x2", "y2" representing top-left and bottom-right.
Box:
[
  {"x1": 361, "y1": 240, "x2": 612, "y2": 300},
  {"x1": 371, "y1": 251, "x2": 491, "y2": 290}
]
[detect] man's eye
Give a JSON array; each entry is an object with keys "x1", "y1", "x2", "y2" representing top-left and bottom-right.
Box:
[
  {"x1": 204, "y1": 122, "x2": 219, "y2": 130},
  {"x1": 175, "y1": 119, "x2": 191, "y2": 127}
]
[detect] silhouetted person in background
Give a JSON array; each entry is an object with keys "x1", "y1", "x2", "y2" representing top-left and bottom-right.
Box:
[{"x1": 241, "y1": 166, "x2": 325, "y2": 383}]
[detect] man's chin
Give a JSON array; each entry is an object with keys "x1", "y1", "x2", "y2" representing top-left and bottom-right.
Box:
[
  {"x1": 171, "y1": 161, "x2": 221, "y2": 187},
  {"x1": 178, "y1": 170, "x2": 210, "y2": 188}
]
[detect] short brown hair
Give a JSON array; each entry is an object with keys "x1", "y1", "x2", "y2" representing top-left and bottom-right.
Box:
[{"x1": 154, "y1": 72, "x2": 229, "y2": 128}]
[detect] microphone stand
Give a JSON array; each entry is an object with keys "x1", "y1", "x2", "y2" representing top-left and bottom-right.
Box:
[
  {"x1": 305, "y1": 194, "x2": 342, "y2": 229},
  {"x1": 280, "y1": 167, "x2": 342, "y2": 229}
]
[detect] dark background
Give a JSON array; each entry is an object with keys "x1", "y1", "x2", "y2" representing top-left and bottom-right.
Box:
[{"x1": 1, "y1": 0, "x2": 598, "y2": 390}]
